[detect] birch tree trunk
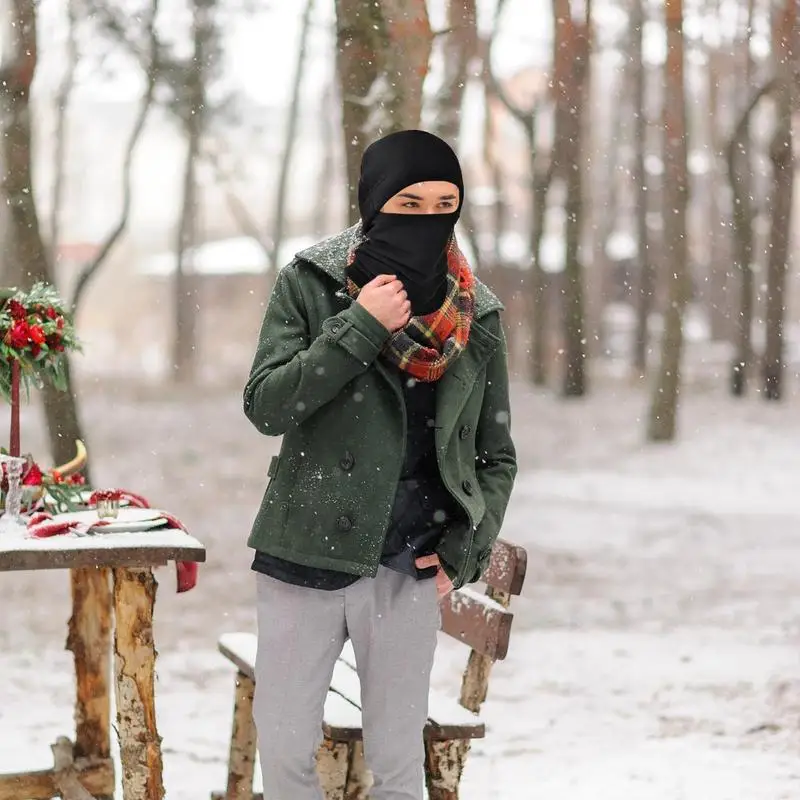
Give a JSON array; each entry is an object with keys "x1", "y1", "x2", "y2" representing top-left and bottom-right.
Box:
[{"x1": 647, "y1": 0, "x2": 689, "y2": 441}]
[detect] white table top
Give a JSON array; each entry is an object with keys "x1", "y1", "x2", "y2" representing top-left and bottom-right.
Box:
[{"x1": 0, "y1": 525, "x2": 206, "y2": 572}]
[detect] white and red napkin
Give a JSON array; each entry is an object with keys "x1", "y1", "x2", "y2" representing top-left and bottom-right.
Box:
[{"x1": 26, "y1": 489, "x2": 198, "y2": 593}]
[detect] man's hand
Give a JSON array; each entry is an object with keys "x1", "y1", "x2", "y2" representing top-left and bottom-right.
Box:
[
  {"x1": 356, "y1": 274, "x2": 411, "y2": 332},
  {"x1": 415, "y1": 553, "x2": 454, "y2": 599}
]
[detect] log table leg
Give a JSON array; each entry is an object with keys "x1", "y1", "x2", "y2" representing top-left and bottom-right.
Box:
[
  {"x1": 67, "y1": 567, "x2": 113, "y2": 762},
  {"x1": 113, "y1": 567, "x2": 164, "y2": 800}
]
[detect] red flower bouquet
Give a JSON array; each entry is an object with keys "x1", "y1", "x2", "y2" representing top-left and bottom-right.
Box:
[{"x1": 0, "y1": 283, "x2": 80, "y2": 401}]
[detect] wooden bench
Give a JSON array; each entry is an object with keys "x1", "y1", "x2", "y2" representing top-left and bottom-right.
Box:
[{"x1": 213, "y1": 539, "x2": 527, "y2": 800}]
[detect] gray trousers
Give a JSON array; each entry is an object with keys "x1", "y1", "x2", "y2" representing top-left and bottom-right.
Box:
[{"x1": 254, "y1": 566, "x2": 440, "y2": 800}]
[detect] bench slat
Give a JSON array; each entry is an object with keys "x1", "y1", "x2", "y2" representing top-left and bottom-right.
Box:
[
  {"x1": 334, "y1": 643, "x2": 484, "y2": 740},
  {"x1": 440, "y1": 586, "x2": 514, "y2": 660},
  {"x1": 481, "y1": 539, "x2": 527, "y2": 595},
  {"x1": 219, "y1": 632, "x2": 257, "y2": 681}
]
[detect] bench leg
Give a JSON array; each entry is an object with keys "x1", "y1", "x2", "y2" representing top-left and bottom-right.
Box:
[
  {"x1": 224, "y1": 672, "x2": 257, "y2": 800},
  {"x1": 317, "y1": 738, "x2": 350, "y2": 800},
  {"x1": 344, "y1": 741, "x2": 371, "y2": 800},
  {"x1": 424, "y1": 739, "x2": 470, "y2": 800}
]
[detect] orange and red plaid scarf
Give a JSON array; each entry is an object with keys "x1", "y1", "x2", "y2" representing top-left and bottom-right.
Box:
[{"x1": 346, "y1": 237, "x2": 476, "y2": 383}]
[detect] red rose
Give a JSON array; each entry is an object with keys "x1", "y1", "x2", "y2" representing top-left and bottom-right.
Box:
[
  {"x1": 28, "y1": 325, "x2": 45, "y2": 345},
  {"x1": 56, "y1": 317, "x2": 64, "y2": 330},
  {"x1": 7, "y1": 299, "x2": 26, "y2": 320},
  {"x1": 68, "y1": 473, "x2": 86, "y2": 485},
  {"x1": 23, "y1": 462, "x2": 43, "y2": 486},
  {"x1": 8, "y1": 320, "x2": 29, "y2": 349},
  {"x1": 45, "y1": 307, "x2": 57, "y2": 320}
]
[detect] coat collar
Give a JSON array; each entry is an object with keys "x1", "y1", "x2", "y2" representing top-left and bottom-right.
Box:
[{"x1": 295, "y1": 224, "x2": 505, "y2": 320}]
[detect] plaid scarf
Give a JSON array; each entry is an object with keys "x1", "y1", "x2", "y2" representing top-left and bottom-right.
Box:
[{"x1": 346, "y1": 237, "x2": 476, "y2": 383}]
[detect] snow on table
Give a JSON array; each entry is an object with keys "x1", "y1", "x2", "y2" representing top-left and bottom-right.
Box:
[{"x1": 0, "y1": 524, "x2": 206, "y2": 572}]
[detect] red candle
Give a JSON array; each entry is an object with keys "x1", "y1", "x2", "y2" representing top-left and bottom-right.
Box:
[{"x1": 9, "y1": 359, "x2": 20, "y2": 457}]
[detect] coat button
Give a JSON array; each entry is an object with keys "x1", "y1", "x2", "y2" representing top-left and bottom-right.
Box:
[
  {"x1": 459, "y1": 424, "x2": 472, "y2": 440},
  {"x1": 339, "y1": 451, "x2": 355, "y2": 471},
  {"x1": 461, "y1": 479, "x2": 474, "y2": 496},
  {"x1": 337, "y1": 515, "x2": 353, "y2": 532},
  {"x1": 329, "y1": 319, "x2": 344, "y2": 334}
]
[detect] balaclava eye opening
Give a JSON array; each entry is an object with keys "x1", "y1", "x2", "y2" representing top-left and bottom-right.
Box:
[{"x1": 350, "y1": 130, "x2": 464, "y2": 316}]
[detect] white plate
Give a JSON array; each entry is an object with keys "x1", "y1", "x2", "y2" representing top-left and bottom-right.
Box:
[
  {"x1": 49, "y1": 507, "x2": 169, "y2": 533},
  {"x1": 90, "y1": 518, "x2": 169, "y2": 534}
]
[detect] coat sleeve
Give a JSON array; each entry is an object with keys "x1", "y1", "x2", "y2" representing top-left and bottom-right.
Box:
[
  {"x1": 243, "y1": 262, "x2": 391, "y2": 436},
  {"x1": 468, "y1": 318, "x2": 517, "y2": 583}
]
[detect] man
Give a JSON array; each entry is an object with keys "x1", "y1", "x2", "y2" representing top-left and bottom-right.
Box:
[{"x1": 244, "y1": 129, "x2": 516, "y2": 800}]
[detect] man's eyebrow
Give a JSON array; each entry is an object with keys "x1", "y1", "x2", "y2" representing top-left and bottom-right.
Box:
[{"x1": 396, "y1": 192, "x2": 458, "y2": 201}]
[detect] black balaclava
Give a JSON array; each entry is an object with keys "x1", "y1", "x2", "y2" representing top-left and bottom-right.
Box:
[{"x1": 350, "y1": 130, "x2": 464, "y2": 316}]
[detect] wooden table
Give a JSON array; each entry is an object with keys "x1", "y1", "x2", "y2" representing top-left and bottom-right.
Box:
[{"x1": 0, "y1": 526, "x2": 206, "y2": 800}]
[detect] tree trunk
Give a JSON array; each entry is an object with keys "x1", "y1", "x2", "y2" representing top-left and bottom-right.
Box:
[
  {"x1": 631, "y1": 0, "x2": 654, "y2": 374},
  {"x1": 334, "y1": 0, "x2": 386, "y2": 222},
  {"x1": 430, "y1": 0, "x2": 478, "y2": 148},
  {"x1": 172, "y1": 0, "x2": 207, "y2": 384},
  {"x1": 728, "y1": 82, "x2": 772, "y2": 397},
  {"x1": 647, "y1": 0, "x2": 689, "y2": 442},
  {"x1": 551, "y1": 0, "x2": 591, "y2": 397},
  {"x1": 49, "y1": 0, "x2": 77, "y2": 260},
  {"x1": 313, "y1": 82, "x2": 336, "y2": 237},
  {"x1": 0, "y1": 0, "x2": 89, "y2": 467},
  {"x1": 762, "y1": 0, "x2": 796, "y2": 401},
  {"x1": 113, "y1": 568, "x2": 163, "y2": 800},
  {"x1": 379, "y1": 0, "x2": 433, "y2": 132},
  {"x1": 268, "y1": 0, "x2": 315, "y2": 292},
  {"x1": 729, "y1": 0, "x2": 757, "y2": 396},
  {"x1": 529, "y1": 158, "x2": 554, "y2": 386}
]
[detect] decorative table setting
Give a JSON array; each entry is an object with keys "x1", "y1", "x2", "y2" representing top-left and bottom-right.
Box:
[{"x1": 0, "y1": 285, "x2": 206, "y2": 800}]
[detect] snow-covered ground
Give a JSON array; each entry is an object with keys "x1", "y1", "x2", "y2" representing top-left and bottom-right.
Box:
[{"x1": 2, "y1": 375, "x2": 800, "y2": 798}]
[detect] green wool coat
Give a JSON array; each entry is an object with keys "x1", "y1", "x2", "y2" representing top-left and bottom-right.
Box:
[{"x1": 244, "y1": 225, "x2": 517, "y2": 589}]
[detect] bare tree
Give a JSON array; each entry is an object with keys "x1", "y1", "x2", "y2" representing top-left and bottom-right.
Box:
[
  {"x1": 335, "y1": 0, "x2": 433, "y2": 214},
  {"x1": 334, "y1": 0, "x2": 386, "y2": 221},
  {"x1": 172, "y1": 0, "x2": 215, "y2": 383},
  {"x1": 268, "y1": 0, "x2": 316, "y2": 291},
  {"x1": 313, "y1": 82, "x2": 337, "y2": 237},
  {"x1": 631, "y1": 0, "x2": 655, "y2": 374},
  {"x1": 70, "y1": 0, "x2": 160, "y2": 313},
  {"x1": 483, "y1": 0, "x2": 553, "y2": 385},
  {"x1": 762, "y1": 0, "x2": 797, "y2": 400},
  {"x1": 429, "y1": 0, "x2": 478, "y2": 147},
  {"x1": 49, "y1": 0, "x2": 78, "y2": 260},
  {"x1": 0, "y1": 0, "x2": 87, "y2": 468},
  {"x1": 379, "y1": 0, "x2": 433, "y2": 131},
  {"x1": 647, "y1": 0, "x2": 689, "y2": 441},
  {"x1": 728, "y1": 0, "x2": 758, "y2": 396},
  {"x1": 552, "y1": 0, "x2": 592, "y2": 397}
]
